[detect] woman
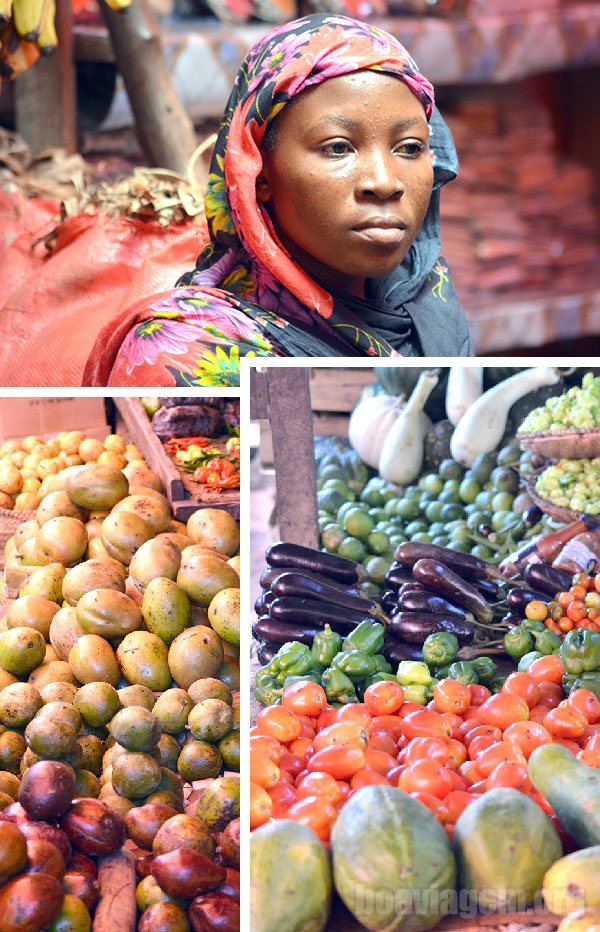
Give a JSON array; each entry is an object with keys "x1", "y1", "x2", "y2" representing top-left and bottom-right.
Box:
[{"x1": 83, "y1": 13, "x2": 472, "y2": 387}]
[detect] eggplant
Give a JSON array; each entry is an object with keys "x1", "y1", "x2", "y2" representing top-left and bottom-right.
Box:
[
  {"x1": 266, "y1": 541, "x2": 363, "y2": 584},
  {"x1": 507, "y1": 586, "x2": 550, "y2": 614},
  {"x1": 383, "y1": 639, "x2": 424, "y2": 663},
  {"x1": 259, "y1": 567, "x2": 280, "y2": 590},
  {"x1": 252, "y1": 617, "x2": 321, "y2": 645},
  {"x1": 475, "y1": 578, "x2": 503, "y2": 600},
  {"x1": 270, "y1": 571, "x2": 385, "y2": 619},
  {"x1": 389, "y1": 610, "x2": 475, "y2": 645},
  {"x1": 523, "y1": 504, "x2": 543, "y2": 527},
  {"x1": 398, "y1": 588, "x2": 466, "y2": 617},
  {"x1": 412, "y1": 559, "x2": 493, "y2": 623},
  {"x1": 381, "y1": 589, "x2": 399, "y2": 615},
  {"x1": 261, "y1": 565, "x2": 363, "y2": 596},
  {"x1": 385, "y1": 564, "x2": 415, "y2": 590},
  {"x1": 256, "y1": 641, "x2": 280, "y2": 665},
  {"x1": 397, "y1": 582, "x2": 426, "y2": 599},
  {"x1": 269, "y1": 597, "x2": 370, "y2": 632},
  {"x1": 254, "y1": 591, "x2": 275, "y2": 616},
  {"x1": 394, "y1": 541, "x2": 502, "y2": 582},
  {"x1": 523, "y1": 563, "x2": 573, "y2": 597}
]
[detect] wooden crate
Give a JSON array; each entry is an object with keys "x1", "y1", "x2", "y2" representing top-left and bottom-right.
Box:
[
  {"x1": 114, "y1": 398, "x2": 239, "y2": 522},
  {"x1": 309, "y1": 367, "x2": 376, "y2": 437}
]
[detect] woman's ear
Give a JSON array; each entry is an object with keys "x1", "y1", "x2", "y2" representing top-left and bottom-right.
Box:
[{"x1": 256, "y1": 170, "x2": 272, "y2": 204}]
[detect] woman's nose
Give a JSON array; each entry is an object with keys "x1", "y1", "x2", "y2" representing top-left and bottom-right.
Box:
[{"x1": 357, "y1": 149, "x2": 404, "y2": 199}]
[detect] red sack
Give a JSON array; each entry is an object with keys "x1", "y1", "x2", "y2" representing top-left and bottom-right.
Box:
[{"x1": 0, "y1": 202, "x2": 207, "y2": 386}]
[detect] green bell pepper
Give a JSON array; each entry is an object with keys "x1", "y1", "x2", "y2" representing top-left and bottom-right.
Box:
[
  {"x1": 363, "y1": 672, "x2": 398, "y2": 689},
  {"x1": 403, "y1": 683, "x2": 428, "y2": 704},
  {"x1": 447, "y1": 661, "x2": 479, "y2": 686},
  {"x1": 282, "y1": 673, "x2": 323, "y2": 690},
  {"x1": 563, "y1": 672, "x2": 600, "y2": 700},
  {"x1": 517, "y1": 650, "x2": 544, "y2": 672},
  {"x1": 504, "y1": 626, "x2": 534, "y2": 660},
  {"x1": 560, "y1": 629, "x2": 600, "y2": 675},
  {"x1": 322, "y1": 667, "x2": 357, "y2": 704},
  {"x1": 342, "y1": 621, "x2": 385, "y2": 656},
  {"x1": 254, "y1": 676, "x2": 283, "y2": 706},
  {"x1": 533, "y1": 628, "x2": 562, "y2": 656},
  {"x1": 371, "y1": 654, "x2": 393, "y2": 675},
  {"x1": 422, "y1": 632, "x2": 459, "y2": 668},
  {"x1": 489, "y1": 674, "x2": 507, "y2": 694},
  {"x1": 255, "y1": 663, "x2": 278, "y2": 687},
  {"x1": 471, "y1": 656, "x2": 497, "y2": 685},
  {"x1": 521, "y1": 618, "x2": 547, "y2": 636},
  {"x1": 311, "y1": 624, "x2": 342, "y2": 667},
  {"x1": 331, "y1": 649, "x2": 380, "y2": 683},
  {"x1": 435, "y1": 665, "x2": 450, "y2": 679},
  {"x1": 396, "y1": 661, "x2": 432, "y2": 687},
  {"x1": 274, "y1": 642, "x2": 314, "y2": 685}
]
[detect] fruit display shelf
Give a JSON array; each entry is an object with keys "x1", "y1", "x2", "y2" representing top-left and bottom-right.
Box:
[{"x1": 114, "y1": 398, "x2": 239, "y2": 523}]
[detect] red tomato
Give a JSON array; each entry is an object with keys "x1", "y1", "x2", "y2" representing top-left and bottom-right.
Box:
[
  {"x1": 404, "y1": 736, "x2": 450, "y2": 767},
  {"x1": 278, "y1": 751, "x2": 305, "y2": 778},
  {"x1": 363, "y1": 748, "x2": 398, "y2": 776},
  {"x1": 282, "y1": 681, "x2": 327, "y2": 718},
  {"x1": 256, "y1": 706, "x2": 302, "y2": 743},
  {"x1": 312, "y1": 722, "x2": 369, "y2": 752},
  {"x1": 350, "y1": 769, "x2": 391, "y2": 790},
  {"x1": 478, "y1": 693, "x2": 529, "y2": 730},
  {"x1": 250, "y1": 734, "x2": 282, "y2": 763},
  {"x1": 443, "y1": 790, "x2": 474, "y2": 822},
  {"x1": 367, "y1": 734, "x2": 398, "y2": 756},
  {"x1": 296, "y1": 771, "x2": 343, "y2": 806},
  {"x1": 409, "y1": 792, "x2": 449, "y2": 823},
  {"x1": 485, "y1": 760, "x2": 532, "y2": 793},
  {"x1": 434, "y1": 679, "x2": 472, "y2": 715},
  {"x1": 250, "y1": 781, "x2": 272, "y2": 829},
  {"x1": 473, "y1": 741, "x2": 525, "y2": 779},
  {"x1": 250, "y1": 750, "x2": 281, "y2": 789},
  {"x1": 286, "y1": 795, "x2": 338, "y2": 843},
  {"x1": 335, "y1": 704, "x2": 373, "y2": 729},
  {"x1": 398, "y1": 759, "x2": 455, "y2": 799},
  {"x1": 307, "y1": 745, "x2": 366, "y2": 780},
  {"x1": 445, "y1": 738, "x2": 468, "y2": 769},
  {"x1": 503, "y1": 720, "x2": 553, "y2": 758},
  {"x1": 501, "y1": 672, "x2": 541, "y2": 709},
  {"x1": 364, "y1": 680, "x2": 404, "y2": 717},
  {"x1": 402, "y1": 709, "x2": 452, "y2": 741},
  {"x1": 468, "y1": 684, "x2": 492, "y2": 707},
  {"x1": 567, "y1": 689, "x2": 600, "y2": 724},
  {"x1": 543, "y1": 706, "x2": 588, "y2": 739},
  {"x1": 527, "y1": 655, "x2": 565, "y2": 686}
]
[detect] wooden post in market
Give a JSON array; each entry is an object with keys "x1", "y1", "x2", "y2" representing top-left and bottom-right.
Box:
[
  {"x1": 250, "y1": 367, "x2": 319, "y2": 549},
  {"x1": 14, "y1": 0, "x2": 77, "y2": 153},
  {"x1": 99, "y1": 0, "x2": 198, "y2": 175}
]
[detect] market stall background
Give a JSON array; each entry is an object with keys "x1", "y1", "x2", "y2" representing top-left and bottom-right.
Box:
[
  {"x1": 0, "y1": 0, "x2": 599, "y2": 375},
  {"x1": 0, "y1": 396, "x2": 241, "y2": 931}
]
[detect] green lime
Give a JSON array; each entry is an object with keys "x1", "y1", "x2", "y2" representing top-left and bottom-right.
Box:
[
  {"x1": 439, "y1": 460, "x2": 465, "y2": 480},
  {"x1": 440, "y1": 503, "x2": 464, "y2": 522},
  {"x1": 431, "y1": 536, "x2": 450, "y2": 547},
  {"x1": 389, "y1": 533, "x2": 407, "y2": 548},
  {"x1": 337, "y1": 501, "x2": 357, "y2": 525},
  {"x1": 317, "y1": 488, "x2": 346, "y2": 514},
  {"x1": 491, "y1": 492, "x2": 514, "y2": 513},
  {"x1": 411, "y1": 532, "x2": 433, "y2": 543},
  {"x1": 439, "y1": 488, "x2": 461, "y2": 504},
  {"x1": 450, "y1": 524, "x2": 471, "y2": 544},
  {"x1": 367, "y1": 530, "x2": 390, "y2": 555},
  {"x1": 318, "y1": 516, "x2": 335, "y2": 532},
  {"x1": 323, "y1": 478, "x2": 356, "y2": 500},
  {"x1": 364, "y1": 556, "x2": 392, "y2": 585},
  {"x1": 344, "y1": 510, "x2": 375, "y2": 540},
  {"x1": 358, "y1": 580, "x2": 382, "y2": 601},
  {"x1": 369, "y1": 507, "x2": 387, "y2": 522},
  {"x1": 389, "y1": 498, "x2": 420, "y2": 520},
  {"x1": 319, "y1": 464, "x2": 350, "y2": 482},
  {"x1": 419, "y1": 492, "x2": 436, "y2": 508},
  {"x1": 466, "y1": 511, "x2": 491, "y2": 531},
  {"x1": 447, "y1": 540, "x2": 471, "y2": 553},
  {"x1": 471, "y1": 453, "x2": 496, "y2": 483},
  {"x1": 359, "y1": 479, "x2": 387, "y2": 507},
  {"x1": 405, "y1": 520, "x2": 428, "y2": 537},
  {"x1": 459, "y1": 477, "x2": 481, "y2": 504},
  {"x1": 419, "y1": 475, "x2": 444, "y2": 494},
  {"x1": 428, "y1": 522, "x2": 445, "y2": 538},
  {"x1": 496, "y1": 444, "x2": 522, "y2": 467},
  {"x1": 490, "y1": 467, "x2": 519, "y2": 494},
  {"x1": 337, "y1": 537, "x2": 366, "y2": 562},
  {"x1": 425, "y1": 501, "x2": 444, "y2": 523},
  {"x1": 475, "y1": 490, "x2": 495, "y2": 509},
  {"x1": 321, "y1": 524, "x2": 345, "y2": 552},
  {"x1": 491, "y1": 510, "x2": 512, "y2": 532},
  {"x1": 471, "y1": 544, "x2": 495, "y2": 560}
]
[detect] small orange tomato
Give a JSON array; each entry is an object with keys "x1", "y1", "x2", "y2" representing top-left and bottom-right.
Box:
[
  {"x1": 398, "y1": 701, "x2": 427, "y2": 718},
  {"x1": 558, "y1": 616, "x2": 574, "y2": 633},
  {"x1": 364, "y1": 680, "x2": 404, "y2": 716},
  {"x1": 463, "y1": 724, "x2": 503, "y2": 747},
  {"x1": 404, "y1": 736, "x2": 450, "y2": 767},
  {"x1": 443, "y1": 789, "x2": 474, "y2": 822},
  {"x1": 268, "y1": 782, "x2": 297, "y2": 811},
  {"x1": 577, "y1": 748, "x2": 600, "y2": 768},
  {"x1": 468, "y1": 735, "x2": 500, "y2": 761},
  {"x1": 478, "y1": 693, "x2": 529, "y2": 730},
  {"x1": 256, "y1": 706, "x2": 302, "y2": 743},
  {"x1": 474, "y1": 741, "x2": 525, "y2": 779},
  {"x1": 525, "y1": 600, "x2": 548, "y2": 621},
  {"x1": 312, "y1": 722, "x2": 369, "y2": 752},
  {"x1": 440, "y1": 713, "x2": 464, "y2": 741},
  {"x1": 458, "y1": 759, "x2": 482, "y2": 786},
  {"x1": 402, "y1": 709, "x2": 452, "y2": 741},
  {"x1": 399, "y1": 759, "x2": 456, "y2": 798},
  {"x1": 307, "y1": 745, "x2": 365, "y2": 780},
  {"x1": 363, "y1": 748, "x2": 398, "y2": 776},
  {"x1": 281, "y1": 680, "x2": 327, "y2": 718},
  {"x1": 286, "y1": 795, "x2": 338, "y2": 843},
  {"x1": 503, "y1": 720, "x2": 553, "y2": 758},
  {"x1": 279, "y1": 751, "x2": 305, "y2": 778},
  {"x1": 501, "y1": 672, "x2": 540, "y2": 709},
  {"x1": 250, "y1": 781, "x2": 272, "y2": 829},
  {"x1": 367, "y1": 734, "x2": 398, "y2": 755},
  {"x1": 296, "y1": 770, "x2": 342, "y2": 805},
  {"x1": 250, "y1": 750, "x2": 280, "y2": 789},
  {"x1": 585, "y1": 732, "x2": 600, "y2": 752},
  {"x1": 350, "y1": 769, "x2": 390, "y2": 790},
  {"x1": 557, "y1": 591, "x2": 572, "y2": 609},
  {"x1": 485, "y1": 760, "x2": 532, "y2": 792},
  {"x1": 289, "y1": 737, "x2": 313, "y2": 758},
  {"x1": 543, "y1": 706, "x2": 588, "y2": 739},
  {"x1": 434, "y1": 679, "x2": 471, "y2": 715},
  {"x1": 250, "y1": 734, "x2": 283, "y2": 763},
  {"x1": 553, "y1": 737, "x2": 582, "y2": 755},
  {"x1": 570, "y1": 584, "x2": 588, "y2": 601},
  {"x1": 567, "y1": 600, "x2": 587, "y2": 623},
  {"x1": 409, "y1": 791, "x2": 449, "y2": 823},
  {"x1": 469, "y1": 684, "x2": 491, "y2": 707},
  {"x1": 335, "y1": 704, "x2": 373, "y2": 729},
  {"x1": 527, "y1": 655, "x2": 566, "y2": 686},
  {"x1": 316, "y1": 707, "x2": 338, "y2": 732},
  {"x1": 445, "y1": 738, "x2": 468, "y2": 769},
  {"x1": 567, "y1": 688, "x2": 600, "y2": 724}
]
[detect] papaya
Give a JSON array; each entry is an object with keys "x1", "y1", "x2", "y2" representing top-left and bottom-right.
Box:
[
  {"x1": 251, "y1": 820, "x2": 331, "y2": 932},
  {"x1": 529, "y1": 744, "x2": 600, "y2": 848},
  {"x1": 331, "y1": 785, "x2": 456, "y2": 931},
  {"x1": 452, "y1": 787, "x2": 562, "y2": 912},
  {"x1": 558, "y1": 908, "x2": 600, "y2": 932},
  {"x1": 543, "y1": 847, "x2": 600, "y2": 916}
]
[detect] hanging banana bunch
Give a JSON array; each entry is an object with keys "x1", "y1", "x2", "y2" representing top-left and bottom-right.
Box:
[{"x1": 102, "y1": 0, "x2": 133, "y2": 11}]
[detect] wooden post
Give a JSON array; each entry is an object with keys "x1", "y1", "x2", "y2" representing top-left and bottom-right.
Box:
[
  {"x1": 251, "y1": 368, "x2": 319, "y2": 549},
  {"x1": 14, "y1": 0, "x2": 77, "y2": 153},
  {"x1": 99, "y1": 0, "x2": 198, "y2": 174}
]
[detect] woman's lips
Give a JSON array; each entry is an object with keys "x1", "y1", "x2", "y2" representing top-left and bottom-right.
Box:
[{"x1": 352, "y1": 226, "x2": 406, "y2": 245}]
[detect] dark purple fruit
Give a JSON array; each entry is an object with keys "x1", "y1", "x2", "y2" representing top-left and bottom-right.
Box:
[
  {"x1": 152, "y1": 848, "x2": 226, "y2": 899},
  {"x1": 0, "y1": 871, "x2": 64, "y2": 932},
  {"x1": 189, "y1": 893, "x2": 240, "y2": 932},
  {"x1": 63, "y1": 870, "x2": 101, "y2": 912},
  {"x1": 125, "y1": 802, "x2": 178, "y2": 850},
  {"x1": 0, "y1": 821, "x2": 27, "y2": 885},
  {"x1": 67, "y1": 850, "x2": 98, "y2": 877},
  {"x1": 19, "y1": 820, "x2": 72, "y2": 865},
  {"x1": 18, "y1": 760, "x2": 76, "y2": 821},
  {"x1": 24, "y1": 838, "x2": 65, "y2": 880},
  {"x1": 60, "y1": 798, "x2": 126, "y2": 856},
  {"x1": 217, "y1": 868, "x2": 240, "y2": 902},
  {"x1": 216, "y1": 819, "x2": 239, "y2": 869}
]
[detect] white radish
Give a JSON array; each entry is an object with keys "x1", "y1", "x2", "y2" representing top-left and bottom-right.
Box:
[
  {"x1": 450, "y1": 367, "x2": 562, "y2": 467},
  {"x1": 348, "y1": 394, "x2": 407, "y2": 469},
  {"x1": 446, "y1": 366, "x2": 484, "y2": 426},
  {"x1": 378, "y1": 370, "x2": 439, "y2": 485}
]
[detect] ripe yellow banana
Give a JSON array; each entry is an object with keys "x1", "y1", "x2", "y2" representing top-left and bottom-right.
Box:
[
  {"x1": 0, "y1": 0, "x2": 13, "y2": 30},
  {"x1": 36, "y1": 0, "x2": 56, "y2": 54},
  {"x1": 12, "y1": 0, "x2": 44, "y2": 40},
  {"x1": 0, "y1": 23, "x2": 39, "y2": 76},
  {"x1": 102, "y1": 0, "x2": 132, "y2": 11}
]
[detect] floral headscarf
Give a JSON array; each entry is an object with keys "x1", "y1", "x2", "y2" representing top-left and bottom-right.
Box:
[{"x1": 84, "y1": 14, "x2": 470, "y2": 386}]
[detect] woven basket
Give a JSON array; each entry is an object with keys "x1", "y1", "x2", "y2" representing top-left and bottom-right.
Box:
[
  {"x1": 0, "y1": 507, "x2": 37, "y2": 571},
  {"x1": 517, "y1": 427, "x2": 600, "y2": 460},
  {"x1": 526, "y1": 477, "x2": 586, "y2": 522}
]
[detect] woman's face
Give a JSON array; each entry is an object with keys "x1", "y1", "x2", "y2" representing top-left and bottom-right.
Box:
[{"x1": 257, "y1": 71, "x2": 434, "y2": 297}]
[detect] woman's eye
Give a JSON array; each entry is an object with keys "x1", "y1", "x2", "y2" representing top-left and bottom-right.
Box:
[
  {"x1": 398, "y1": 141, "x2": 427, "y2": 158},
  {"x1": 320, "y1": 140, "x2": 352, "y2": 156}
]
